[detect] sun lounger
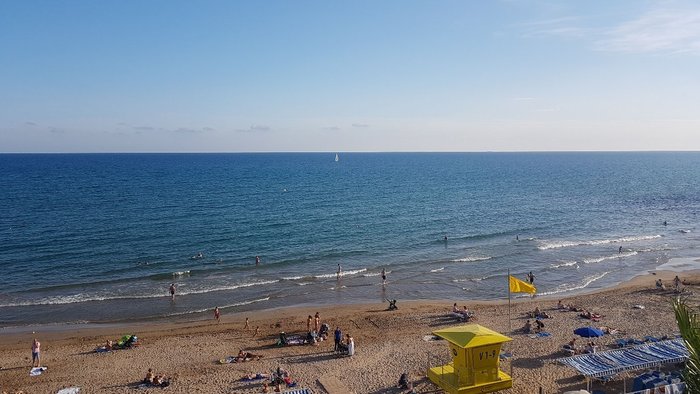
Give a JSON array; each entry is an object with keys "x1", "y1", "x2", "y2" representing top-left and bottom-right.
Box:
[{"x1": 282, "y1": 389, "x2": 311, "y2": 394}]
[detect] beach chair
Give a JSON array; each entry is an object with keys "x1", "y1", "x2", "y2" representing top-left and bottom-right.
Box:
[{"x1": 282, "y1": 389, "x2": 311, "y2": 394}]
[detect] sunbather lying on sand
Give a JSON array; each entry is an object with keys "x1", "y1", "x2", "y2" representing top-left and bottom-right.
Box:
[
  {"x1": 598, "y1": 326, "x2": 624, "y2": 335},
  {"x1": 242, "y1": 372, "x2": 270, "y2": 380},
  {"x1": 236, "y1": 349, "x2": 263, "y2": 362},
  {"x1": 579, "y1": 310, "x2": 602, "y2": 320}
]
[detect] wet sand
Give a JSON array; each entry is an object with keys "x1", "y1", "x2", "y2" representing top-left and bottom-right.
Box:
[{"x1": 1, "y1": 270, "x2": 696, "y2": 394}]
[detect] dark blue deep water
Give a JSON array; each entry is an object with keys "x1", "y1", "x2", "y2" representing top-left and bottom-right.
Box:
[{"x1": 1, "y1": 152, "x2": 699, "y2": 327}]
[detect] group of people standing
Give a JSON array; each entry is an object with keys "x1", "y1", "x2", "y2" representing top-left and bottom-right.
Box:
[{"x1": 333, "y1": 326, "x2": 355, "y2": 356}]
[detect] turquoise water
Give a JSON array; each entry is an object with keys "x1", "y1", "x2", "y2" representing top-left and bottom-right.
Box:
[{"x1": 0, "y1": 152, "x2": 698, "y2": 327}]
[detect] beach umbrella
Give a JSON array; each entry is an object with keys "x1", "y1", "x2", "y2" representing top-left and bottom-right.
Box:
[{"x1": 574, "y1": 327, "x2": 604, "y2": 338}]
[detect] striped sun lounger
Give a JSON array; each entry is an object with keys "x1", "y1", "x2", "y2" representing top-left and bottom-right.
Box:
[
  {"x1": 283, "y1": 389, "x2": 311, "y2": 394},
  {"x1": 558, "y1": 339, "x2": 689, "y2": 378}
]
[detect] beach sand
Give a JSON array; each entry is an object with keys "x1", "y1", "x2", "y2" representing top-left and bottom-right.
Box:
[{"x1": 1, "y1": 270, "x2": 697, "y2": 394}]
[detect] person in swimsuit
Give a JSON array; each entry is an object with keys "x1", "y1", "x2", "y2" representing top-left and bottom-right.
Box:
[
  {"x1": 214, "y1": 307, "x2": 221, "y2": 323},
  {"x1": 381, "y1": 268, "x2": 387, "y2": 285},
  {"x1": 169, "y1": 283, "x2": 176, "y2": 300},
  {"x1": 31, "y1": 338, "x2": 41, "y2": 367}
]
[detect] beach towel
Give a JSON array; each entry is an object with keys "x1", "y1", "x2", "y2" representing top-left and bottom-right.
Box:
[
  {"x1": 30, "y1": 366, "x2": 47, "y2": 376},
  {"x1": 241, "y1": 373, "x2": 267, "y2": 381},
  {"x1": 56, "y1": 388, "x2": 81, "y2": 394},
  {"x1": 528, "y1": 332, "x2": 551, "y2": 338},
  {"x1": 219, "y1": 356, "x2": 237, "y2": 364}
]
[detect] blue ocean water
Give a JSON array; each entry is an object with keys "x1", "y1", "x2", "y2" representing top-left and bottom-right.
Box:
[{"x1": 0, "y1": 152, "x2": 699, "y2": 327}]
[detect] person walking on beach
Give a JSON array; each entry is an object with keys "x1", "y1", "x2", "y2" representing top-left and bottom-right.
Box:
[
  {"x1": 618, "y1": 246, "x2": 622, "y2": 254},
  {"x1": 337, "y1": 264, "x2": 342, "y2": 279},
  {"x1": 214, "y1": 307, "x2": 221, "y2": 323},
  {"x1": 31, "y1": 338, "x2": 41, "y2": 367},
  {"x1": 381, "y1": 268, "x2": 387, "y2": 285},
  {"x1": 527, "y1": 271, "x2": 535, "y2": 285},
  {"x1": 169, "y1": 283, "x2": 176, "y2": 300},
  {"x1": 244, "y1": 317, "x2": 249, "y2": 329}
]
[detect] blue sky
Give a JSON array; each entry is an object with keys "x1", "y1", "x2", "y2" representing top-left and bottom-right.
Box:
[{"x1": 1, "y1": 0, "x2": 700, "y2": 152}]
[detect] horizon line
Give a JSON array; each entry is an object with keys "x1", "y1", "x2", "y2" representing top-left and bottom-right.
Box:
[{"x1": 1, "y1": 150, "x2": 699, "y2": 155}]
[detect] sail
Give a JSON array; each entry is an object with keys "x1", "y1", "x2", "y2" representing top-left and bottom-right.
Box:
[{"x1": 335, "y1": 153, "x2": 339, "y2": 162}]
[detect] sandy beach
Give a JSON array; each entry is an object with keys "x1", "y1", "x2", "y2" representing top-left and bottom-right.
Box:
[{"x1": 1, "y1": 270, "x2": 697, "y2": 394}]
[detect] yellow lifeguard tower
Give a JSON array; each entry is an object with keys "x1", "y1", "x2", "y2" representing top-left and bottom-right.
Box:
[{"x1": 428, "y1": 324, "x2": 513, "y2": 394}]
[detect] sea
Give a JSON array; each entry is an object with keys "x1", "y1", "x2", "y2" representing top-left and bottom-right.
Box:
[{"x1": 1, "y1": 152, "x2": 699, "y2": 328}]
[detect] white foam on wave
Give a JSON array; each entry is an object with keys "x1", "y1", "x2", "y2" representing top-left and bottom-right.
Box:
[
  {"x1": 656, "y1": 257, "x2": 700, "y2": 272},
  {"x1": 537, "y1": 272, "x2": 609, "y2": 296},
  {"x1": 538, "y1": 235, "x2": 661, "y2": 250},
  {"x1": 550, "y1": 260, "x2": 578, "y2": 269},
  {"x1": 282, "y1": 276, "x2": 304, "y2": 281},
  {"x1": 314, "y1": 268, "x2": 367, "y2": 279},
  {"x1": 166, "y1": 297, "x2": 270, "y2": 317},
  {"x1": 172, "y1": 270, "x2": 190, "y2": 276},
  {"x1": 583, "y1": 251, "x2": 637, "y2": 264},
  {"x1": 430, "y1": 267, "x2": 445, "y2": 272},
  {"x1": 450, "y1": 256, "x2": 491, "y2": 263},
  {"x1": 0, "y1": 280, "x2": 280, "y2": 307},
  {"x1": 362, "y1": 270, "x2": 390, "y2": 277}
]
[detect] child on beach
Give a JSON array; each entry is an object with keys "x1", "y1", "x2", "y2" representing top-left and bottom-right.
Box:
[{"x1": 214, "y1": 307, "x2": 221, "y2": 323}]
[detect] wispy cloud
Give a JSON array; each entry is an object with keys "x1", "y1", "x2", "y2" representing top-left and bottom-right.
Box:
[
  {"x1": 48, "y1": 127, "x2": 65, "y2": 134},
  {"x1": 322, "y1": 126, "x2": 341, "y2": 131},
  {"x1": 596, "y1": 8, "x2": 700, "y2": 54},
  {"x1": 170, "y1": 127, "x2": 203, "y2": 134},
  {"x1": 351, "y1": 123, "x2": 369, "y2": 128},
  {"x1": 128, "y1": 125, "x2": 211, "y2": 134},
  {"x1": 513, "y1": 97, "x2": 536, "y2": 102},
  {"x1": 25, "y1": 121, "x2": 37, "y2": 126},
  {"x1": 133, "y1": 125, "x2": 155, "y2": 131},
  {"x1": 236, "y1": 124, "x2": 271, "y2": 133},
  {"x1": 519, "y1": 16, "x2": 592, "y2": 38}
]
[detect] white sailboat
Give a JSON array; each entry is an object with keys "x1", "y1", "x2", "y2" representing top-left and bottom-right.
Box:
[{"x1": 335, "y1": 153, "x2": 339, "y2": 162}]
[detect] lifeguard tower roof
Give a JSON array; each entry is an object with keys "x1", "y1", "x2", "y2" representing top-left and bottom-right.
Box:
[{"x1": 433, "y1": 324, "x2": 512, "y2": 348}]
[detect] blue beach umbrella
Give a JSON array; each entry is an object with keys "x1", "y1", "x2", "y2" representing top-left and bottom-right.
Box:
[{"x1": 574, "y1": 327, "x2": 604, "y2": 338}]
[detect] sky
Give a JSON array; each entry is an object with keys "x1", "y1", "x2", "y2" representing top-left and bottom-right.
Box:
[{"x1": 1, "y1": 0, "x2": 700, "y2": 153}]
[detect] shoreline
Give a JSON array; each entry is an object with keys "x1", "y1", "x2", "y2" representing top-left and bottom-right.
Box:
[{"x1": 2, "y1": 268, "x2": 692, "y2": 342}]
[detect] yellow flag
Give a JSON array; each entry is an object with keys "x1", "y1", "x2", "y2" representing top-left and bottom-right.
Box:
[{"x1": 509, "y1": 275, "x2": 536, "y2": 294}]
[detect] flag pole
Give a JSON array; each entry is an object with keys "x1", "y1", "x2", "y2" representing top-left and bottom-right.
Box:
[{"x1": 507, "y1": 269, "x2": 511, "y2": 331}]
